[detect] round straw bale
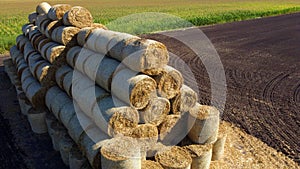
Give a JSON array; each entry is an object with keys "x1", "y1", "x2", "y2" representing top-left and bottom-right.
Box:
[
  {"x1": 50, "y1": 26, "x2": 60, "y2": 42},
  {"x1": 37, "y1": 38, "x2": 52, "y2": 52},
  {"x1": 66, "y1": 46, "x2": 82, "y2": 67},
  {"x1": 40, "y1": 41, "x2": 60, "y2": 59},
  {"x1": 179, "y1": 136, "x2": 195, "y2": 147},
  {"x1": 59, "y1": 99, "x2": 76, "y2": 128},
  {"x1": 78, "y1": 132, "x2": 102, "y2": 168},
  {"x1": 59, "y1": 134, "x2": 75, "y2": 165},
  {"x1": 35, "y1": 61, "x2": 51, "y2": 82},
  {"x1": 15, "y1": 34, "x2": 27, "y2": 50},
  {"x1": 30, "y1": 33, "x2": 43, "y2": 48},
  {"x1": 16, "y1": 61, "x2": 27, "y2": 76},
  {"x1": 16, "y1": 34, "x2": 25, "y2": 44},
  {"x1": 74, "y1": 102, "x2": 97, "y2": 131},
  {"x1": 66, "y1": 113, "x2": 85, "y2": 143},
  {"x1": 71, "y1": 70, "x2": 94, "y2": 94},
  {"x1": 184, "y1": 144, "x2": 212, "y2": 169},
  {"x1": 27, "y1": 108, "x2": 47, "y2": 134},
  {"x1": 45, "y1": 111, "x2": 56, "y2": 133},
  {"x1": 27, "y1": 50, "x2": 43, "y2": 64},
  {"x1": 39, "y1": 19, "x2": 52, "y2": 34},
  {"x1": 100, "y1": 137, "x2": 142, "y2": 169},
  {"x1": 142, "y1": 160, "x2": 164, "y2": 169},
  {"x1": 77, "y1": 27, "x2": 95, "y2": 47},
  {"x1": 28, "y1": 29, "x2": 40, "y2": 41},
  {"x1": 16, "y1": 35, "x2": 27, "y2": 52},
  {"x1": 74, "y1": 48, "x2": 100, "y2": 75},
  {"x1": 62, "y1": 71, "x2": 73, "y2": 97},
  {"x1": 111, "y1": 68, "x2": 157, "y2": 109},
  {"x1": 28, "y1": 53, "x2": 44, "y2": 77},
  {"x1": 51, "y1": 90, "x2": 73, "y2": 119},
  {"x1": 49, "y1": 121, "x2": 67, "y2": 151},
  {"x1": 211, "y1": 121, "x2": 227, "y2": 161},
  {"x1": 23, "y1": 41, "x2": 36, "y2": 62},
  {"x1": 130, "y1": 124, "x2": 158, "y2": 158},
  {"x1": 10, "y1": 45, "x2": 21, "y2": 63},
  {"x1": 45, "y1": 20, "x2": 63, "y2": 38},
  {"x1": 159, "y1": 113, "x2": 190, "y2": 146},
  {"x1": 38, "y1": 65, "x2": 57, "y2": 88},
  {"x1": 69, "y1": 146, "x2": 88, "y2": 169},
  {"x1": 36, "y1": 2, "x2": 51, "y2": 14},
  {"x1": 28, "y1": 12, "x2": 38, "y2": 24},
  {"x1": 130, "y1": 124, "x2": 158, "y2": 141},
  {"x1": 158, "y1": 115, "x2": 180, "y2": 141},
  {"x1": 81, "y1": 52, "x2": 120, "y2": 91},
  {"x1": 24, "y1": 50, "x2": 39, "y2": 65},
  {"x1": 139, "y1": 97, "x2": 170, "y2": 126},
  {"x1": 16, "y1": 60, "x2": 28, "y2": 77},
  {"x1": 155, "y1": 146, "x2": 192, "y2": 169},
  {"x1": 18, "y1": 93, "x2": 31, "y2": 116},
  {"x1": 188, "y1": 103, "x2": 220, "y2": 144},
  {"x1": 63, "y1": 6, "x2": 93, "y2": 28},
  {"x1": 74, "y1": 84, "x2": 109, "y2": 115},
  {"x1": 32, "y1": 34, "x2": 46, "y2": 50},
  {"x1": 85, "y1": 29, "x2": 117, "y2": 53},
  {"x1": 21, "y1": 75, "x2": 36, "y2": 94},
  {"x1": 21, "y1": 24, "x2": 31, "y2": 36},
  {"x1": 21, "y1": 68, "x2": 33, "y2": 83},
  {"x1": 73, "y1": 81, "x2": 109, "y2": 118},
  {"x1": 153, "y1": 66, "x2": 183, "y2": 99},
  {"x1": 171, "y1": 85, "x2": 197, "y2": 114},
  {"x1": 91, "y1": 96, "x2": 125, "y2": 132},
  {"x1": 53, "y1": 26, "x2": 80, "y2": 45},
  {"x1": 26, "y1": 81, "x2": 45, "y2": 108},
  {"x1": 36, "y1": 14, "x2": 48, "y2": 28},
  {"x1": 48, "y1": 4, "x2": 72, "y2": 20},
  {"x1": 15, "y1": 55, "x2": 25, "y2": 67},
  {"x1": 108, "y1": 34, "x2": 139, "y2": 60},
  {"x1": 107, "y1": 107, "x2": 139, "y2": 137},
  {"x1": 146, "y1": 142, "x2": 169, "y2": 158},
  {"x1": 45, "y1": 44, "x2": 65, "y2": 63},
  {"x1": 113, "y1": 38, "x2": 169, "y2": 73},
  {"x1": 93, "y1": 56, "x2": 120, "y2": 92},
  {"x1": 81, "y1": 51, "x2": 104, "y2": 80},
  {"x1": 77, "y1": 23, "x2": 107, "y2": 47},
  {"x1": 22, "y1": 24, "x2": 35, "y2": 36},
  {"x1": 45, "y1": 86, "x2": 61, "y2": 111},
  {"x1": 56, "y1": 65, "x2": 73, "y2": 89}
]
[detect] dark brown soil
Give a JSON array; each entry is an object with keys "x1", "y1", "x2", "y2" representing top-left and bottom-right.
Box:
[{"x1": 143, "y1": 12, "x2": 300, "y2": 163}]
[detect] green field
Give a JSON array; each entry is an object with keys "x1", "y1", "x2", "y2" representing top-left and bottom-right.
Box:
[{"x1": 0, "y1": 0, "x2": 300, "y2": 54}]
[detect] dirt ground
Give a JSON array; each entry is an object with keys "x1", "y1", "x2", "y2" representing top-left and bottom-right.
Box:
[
  {"x1": 213, "y1": 121, "x2": 298, "y2": 168},
  {"x1": 144, "y1": 12, "x2": 300, "y2": 163},
  {"x1": 0, "y1": 13, "x2": 299, "y2": 168}
]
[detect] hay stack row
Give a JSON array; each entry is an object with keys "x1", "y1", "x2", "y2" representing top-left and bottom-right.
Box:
[{"x1": 5, "y1": 2, "x2": 227, "y2": 169}]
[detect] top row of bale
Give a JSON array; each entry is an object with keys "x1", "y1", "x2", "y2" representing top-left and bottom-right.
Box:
[
  {"x1": 27, "y1": 2, "x2": 169, "y2": 75},
  {"x1": 34, "y1": 2, "x2": 93, "y2": 28}
]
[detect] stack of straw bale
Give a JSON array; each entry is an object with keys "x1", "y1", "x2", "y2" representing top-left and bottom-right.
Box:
[{"x1": 5, "y1": 2, "x2": 227, "y2": 169}]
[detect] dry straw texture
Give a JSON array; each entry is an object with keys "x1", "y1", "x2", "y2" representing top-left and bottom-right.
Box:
[{"x1": 155, "y1": 146, "x2": 192, "y2": 169}]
